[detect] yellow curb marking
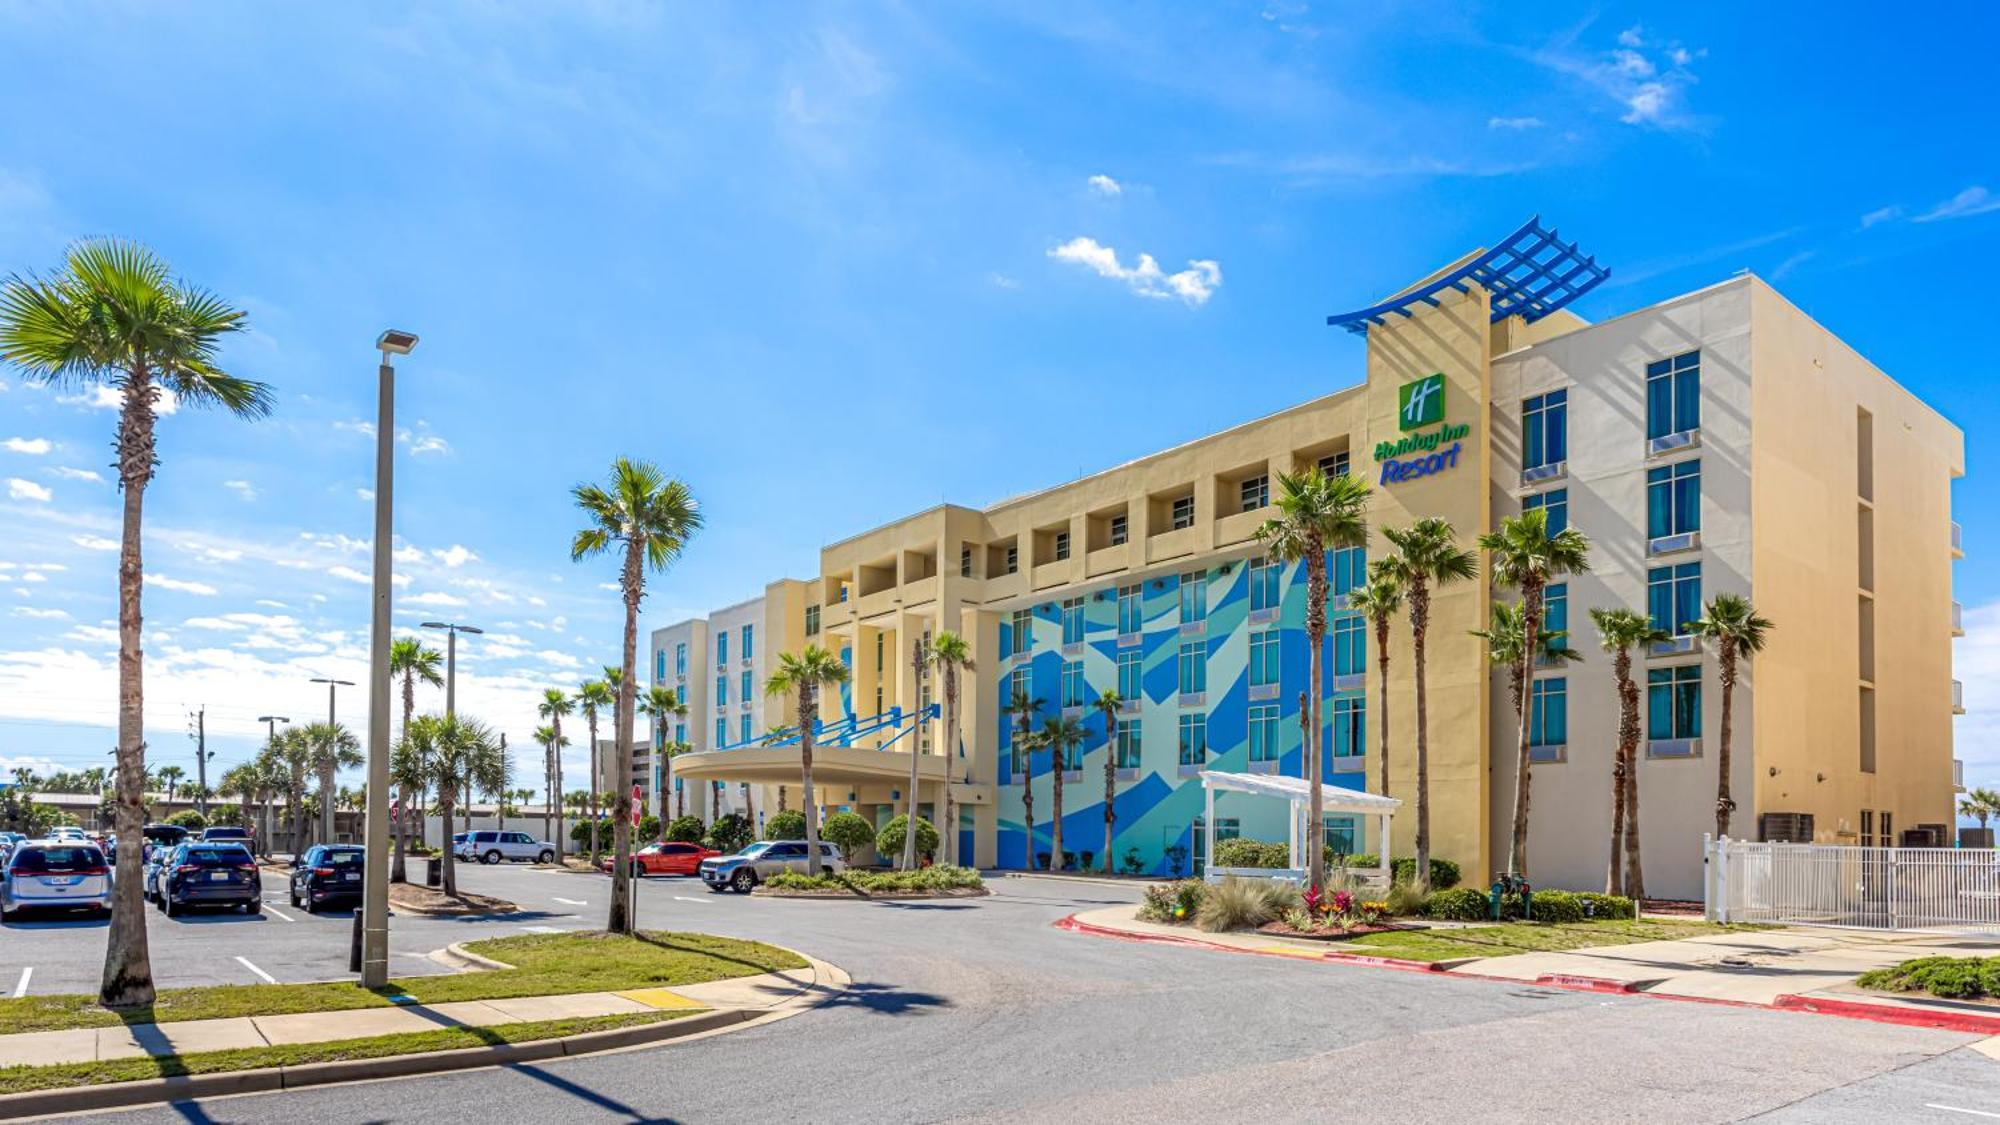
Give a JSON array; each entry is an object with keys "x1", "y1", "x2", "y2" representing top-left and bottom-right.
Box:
[{"x1": 615, "y1": 988, "x2": 708, "y2": 1010}]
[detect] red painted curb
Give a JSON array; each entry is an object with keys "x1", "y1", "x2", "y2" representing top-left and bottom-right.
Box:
[
  {"x1": 1533, "y1": 973, "x2": 1654, "y2": 994},
  {"x1": 1321, "y1": 950, "x2": 1446, "y2": 973},
  {"x1": 1772, "y1": 993, "x2": 2000, "y2": 1035}
]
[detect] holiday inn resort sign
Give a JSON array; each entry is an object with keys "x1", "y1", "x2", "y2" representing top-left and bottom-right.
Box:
[{"x1": 1376, "y1": 372, "x2": 1470, "y2": 485}]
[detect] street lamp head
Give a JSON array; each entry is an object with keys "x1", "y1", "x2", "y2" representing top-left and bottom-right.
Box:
[
  {"x1": 420, "y1": 622, "x2": 448, "y2": 631},
  {"x1": 459, "y1": 625, "x2": 484, "y2": 636},
  {"x1": 376, "y1": 329, "x2": 418, "y2": 356}
]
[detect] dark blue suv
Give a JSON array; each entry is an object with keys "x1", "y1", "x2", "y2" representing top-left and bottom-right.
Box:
[
  {"x1": 156, "y1": 843, "x2": 262, "y2": 916},
  {"x1": 288, "y1": 845, "x2": 365, "y2": 912}
]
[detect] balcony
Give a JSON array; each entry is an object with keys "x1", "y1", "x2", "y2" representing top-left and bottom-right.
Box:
[
  {"x1": 1146, "y1": 524, "x2": 1201, "y2": 564},
  {"x1": 1213, "y1": 508, "x2": 1266, "y2": 548},
  {"x1": 1032, "y1": 559, "x2": 1073, "y2": 591},
  {"x1": 1954, "y1": 679, "x2": 1966, "y2": 715},
  {"x1": 1953, "y1": 601, "x2": 1965, "y2": 637},
  {"x1": 1956, "y1": 758, "x2": 1966, "y2": 792},
  {"x1": 1952, "y1": 521, "x2": 1965, "y2": 559},
  {"x1": 1085, "y1": 541, "x2": 1132, "y2": 578}
]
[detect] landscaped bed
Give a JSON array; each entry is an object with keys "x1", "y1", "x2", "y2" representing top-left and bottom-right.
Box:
[
  {"x1": 386, "y1": 883, "x2": 518, "y2": 915},
  {"x1": 758, "y1": 865, "x2": 986, "y2": 898},
  {"x1": 0, "y1": 930, "x2": 806, "y2": 1036},
  {"x1": 1342, "y1": 919, "x2": 1767, "y2": 963},
  {"x1": 1858, "y1": 956, "x2": 2000, "y2": 1002}
]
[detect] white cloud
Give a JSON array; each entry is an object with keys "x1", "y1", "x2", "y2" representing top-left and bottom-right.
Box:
[
  {"x1": 989, "y1": 272, "x2": 1020, "y2": 290},
  {"x1": 1533, "y1": 27, "x2": 1704, "y2": 130},
  {"x1": 255, "y1": 599, "x2": 287, "y2": 609},
  {"x1": 11, "y1": 606, "x2": 67, "y2": 620},
  {"x1": 66, "y1": 625, "x2": 119, "y2": 645},
  {"x1": 1915, "y1": 186, "x2": 2000, "y2": 224},
  {"x1": 223, "y1": 479, "x2": 257, "y2": 501},
  {"x1": 536, "y1": 649, "x2": 583, "y2": 669},
  {"x1": 59, "y1": 385, "x2": 180, "y2": 415},
  {"x1": 1860, "y1": 205, "x2": 1904, "y2": 228},
  {"x1": 1047, "y1": 237, "x2": 1222, "y2": 306},
  {"x1": 333, "y1": 419, "x2": 376, "y2": 438},
  {"x1": 1087, "y1": 174, "x2": 1122, "y2": 197},
  {"x1": 402, "y1": 591, "x2": 469, "y2": 608},
  {"x1": 1488, "y1": 116, "x2": 1545, "y2": 130},
  {"x1": 3, "y1": 437, "x2": 51, "y2": 454},
  {"x1": 327, "y1": 565, "x2": 370, "y2": 584},
  {"x1": 403, "y1": 434, "x2": 451, "y2": 456},
  {"x1": 49, "y1": 466, "x2": 103, "y2": 482},
  {"x1": 21, "y1": 572, "x2": 46, "y2": 583},
  {"x1": 145, "y1": 574, "x2": 218, "y2": 596},
  {"x1": 356, "y1": 488, "x2": 375, "y2": 501},
  {"x1": 6, "y1": 478, "x2": 52, "y2": 502},
  {"x1": 433, "y1": 545, "x2": 478, "y2": 568},
  {"x1": 71, "y1": 534, "x2": 117, "y2": 551},
  {"x1": 1617, "y1": 26, "x2": 1644, "y2": 47},
  {"x1": 392, "y1": 546, "x2": 426, "y2": 565}
]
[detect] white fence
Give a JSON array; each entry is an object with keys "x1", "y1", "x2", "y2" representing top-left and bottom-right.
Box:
[{"x1": 1705, "y1": 835, "x2": 2000, "y2": 932}]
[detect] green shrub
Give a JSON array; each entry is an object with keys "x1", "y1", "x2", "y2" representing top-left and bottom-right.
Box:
[
  {"x1": 1384, "y1": 880, "x2": 1430, "y2": 918},
  {"x1": 568, "y1": 815, "x2": 658, "y2": 849},
  {"x1": 1335, "y1": 853, "x2": 1461, "y2": 890},
  {"x1": 1138, "y1": 879, "x2": 1205, "y2": 924},
  {"x1": 1196, "y1": 876, "x2": 1298, "y2": 933},
  {"x1": 1214, "y1": 839, "x2": 1290, "y2": 868},
  {"x1": 1859, "y1": 956, "x2": 2000, "y2": 1000},
  {"x1": 165, "y1": 810, "x2": 207, "y2": 831},
  {"x1": 764, "y1": 865, "x2": 982, "y2": 894},
  {"x1": 1425, "y1": 887, "x2": 1491, "y2": 921},
  {"x1": 704, "y1": 813, "x2": 756, "y2": 854},
  {"x1": 764, "y1": 809, "x2": 807, "y2": 840},
  {"x1": 664, "y1": 815, "x2": 705, "y2": 843},
  {"x1": 876, "y1": 814, "x2": 939, "y2": 860},
  {"x1": 1568, "y1": 892, "x2": 1636, "y2": 920},
  {"x1": 819, "y1": 811, "x2": 877, "y2": 863}
]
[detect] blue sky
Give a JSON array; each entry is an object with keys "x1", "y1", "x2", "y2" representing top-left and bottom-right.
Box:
[{"x1": 2, "y1": 2, "x2": 1998, "y2": 793}]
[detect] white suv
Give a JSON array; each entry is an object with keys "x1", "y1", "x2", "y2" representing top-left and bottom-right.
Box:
[{"x1": 456, "y1": 830, "x2": 556, "y2": 865}]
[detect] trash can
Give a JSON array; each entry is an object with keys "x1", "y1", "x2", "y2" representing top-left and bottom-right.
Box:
[{"x1": 425, "y1": 856, "x2": 442, "y2": 887}]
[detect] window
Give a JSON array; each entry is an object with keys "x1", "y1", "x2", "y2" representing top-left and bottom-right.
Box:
[
  {"x1": 1331, "y1": 696, "x2": 1364, "y2": 759},
  {"x1": 1530, "y1": 677, "x2": 1568, "y2": 748},
  {"x1": 1646, "y1": 350, "x2": 1701, "y2": 441},
  {"x1": 1542, "y1": 584, "x2": 1569, "y2": 656},
  {"x1": 1004, "y1": 544, "x2": 1019, "y2": 574},
  {"x1": 1324, "y1": 816, "x2": 1358, "y2": 857},
  {"x1": 740, "y1": 714, "x2": 753, "y2": 744},
  {"x1": 1648, "y1": 665, "x2": 1701, "y2": 740},
  {"x1": 716, "y1": 674, "x2": 727, "y2": 706},
  {"x1": 717, "y1": 632, "x2": 727, "y2": 666},
  {"x1": 1249, "y1": 628, "x2": 1281, "y2": 687},
  {"x1": 655, "y1": 649, "x2": 666, "y2": 681},
  {"x1": 1171, "y1": 494, "x2": 1195, "y2": 530},
  {"x1": 675, "y1": 643, "x2": 687, "y2": 676},
  {"x1": 1178, "y1": 641, "x2": 1206, "y2": 695},
  {"x1": 1117, "y1": 650, "x2": 1142, "y2": 701},
  {"x1": 875, "y1": 633, "x2": 885, "y2": 669},
  {"x1": 1061, "y1": 660, "x2": 1086, "y2": 708},
  {"x1": 715, "y1": 718, "x2": 727, "y2": 747},
  {"x1": 804, "y1": 605, "x2": 820, "y2": 636},
  {"x1": 1860, "y1": 808, "x2": 1875, "y2": 848},
  {"x1": 1179, "y1": 571, "x2": 1207, "y2": 623},
  {"x1": 1060, "y1": 596, "x2": 1085, "y2": 645},
  {"x1": 741, "y1": 625, "x2": 753, "y2": 662},
  {"x1": 1117, "y1": 584, "x2": 1143, "y2": 635},
  {"x1": 960, "y1": 546, "x2": 973, "y2": 578},
  {"x1": 1647, "y1": 562, "x2": 1701, "y2": 636},
  {"x1": 674, "y1": 722, "x2": 685, "y2": 744},
  {"x1": 1240, "y1": 474, "x2": 1269, "y2": 512},
  {"x1": 1116, "y1": 719, "x2": 1142, "y2": 768},
  {"x1": 1007, "y1": 609, "x2": 1034, "y2": 657},
  {"x1": 1523, "y1": 389, "x2": 1568, "y2": 472},
  {"x1": 1882, "y1": 811, "x2": 1894, "y2": 848},
  {"x1": 1319, "y1": 451, "x2": 1351, "y2": 478},
  {"x1": 1332, "y1": 546, "x2": 1366, "y2": 597},
  {"x1": 1249, "y1": 556, "x2": 1280, "y2": 612},
  {"x1": 1333, "y1": 616, "x2": 1365, "y2": 676},
  {"x1": 1522, "y1": 488, "x2": 1568, "y2": 536},
  {"x1": 1053, "y1": 530, "x2": 1071, "y2": 561},
  {"x1": 1109, "y1": 514, "x2": 1128, "y2": 546},
  {"x1": 1248, "y1": 703, "x2": 1280, "y2": 762},
  {"x1": 1178, "y1": 713, "x2": 1206, "y2": 765},
  {"x1": 1647, "y1": 459, "x2": 1701, "y2": 539},
  {"x1": 741, "y1": 670, "x2": 753, "y2": 702}
]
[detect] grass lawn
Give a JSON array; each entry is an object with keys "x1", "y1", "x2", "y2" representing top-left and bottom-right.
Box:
[
  {"x1": 0, "y1": 1010, "x2": 690, "y2": 1096},
  {"x1": 0, "y1": 930, "x2": 805, "y2": 1036},
  {"x1": 1857, "y1": 956, "x2": 2000, "y2": 1001},
  {"x1": 1345, "y1": 919, "x2": 1770, "y2": 963}
]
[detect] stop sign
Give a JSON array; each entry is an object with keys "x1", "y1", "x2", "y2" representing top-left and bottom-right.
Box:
[{"x1": 631, "y1": 783, "x2": 642, "y2": 827}]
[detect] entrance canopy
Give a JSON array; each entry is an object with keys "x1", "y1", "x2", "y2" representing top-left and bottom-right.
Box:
[
  {"x1": 1325, "y1": 215, "x2": 1609, "y2": 334},
  {"x1": 1199, "y1": 770, "x2": 1401, "y2": 883}
]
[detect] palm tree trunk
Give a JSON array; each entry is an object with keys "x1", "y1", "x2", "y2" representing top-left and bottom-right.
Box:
[
  {"x1": 551, "y1": 715, "x2": 565, "y2": 864},
  {"x1": 1102, "y1": 708, "x2": 1117, "y2": 875},
  {"x1": 587, "y1": 716, "x2": 600, "y2": 858},
  {"x1": 439, "y1": 783, "x2": 457, "y2": 896},
  {"x1": 1507, "y1": 580, "x2": 1543, "y2": 877},
  {"x1": 1715, "y1": 642, "x2": 1738, "y2": 839},
  {"x1": 101, "y1": 379, "x2": 157, "y2": 1009},
  {"x1": 1305, "y1": 544, "x2": 1326, "y2": 894},
  {"x1": 1374, "y1": 619, "x2": 1391, "y2": 802},
  {"x1": 1019, "y1": 720, "x2": 1035, "y2": 869},
  {"x1": 1050, "y1": 735, "x2": 1066, "y2": 872},
  {"x1": 1411, "y1": 578, "x2": 1434, "y2": 894},
  {"x1": 1606, "y1": 650, "x2": 1629, "y2": 895},
  {"x1": 607, "y1": 572, "x2": 640, "y2": 936},
  {"x1": 903, "y1": 701, "x2": 923, "y2": 872},
  {"x1": 944, "y1": 672, "x2": 959, "y2": 867},
  {"x1": 801, "y1": 690, "x2": 823, "y2": 876}
]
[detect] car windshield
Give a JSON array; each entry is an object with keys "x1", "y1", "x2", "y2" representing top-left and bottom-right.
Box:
[
  {"x1": 735, "y1": 842, "x2": 771, "y2": 858},
  {"x1": 12, "y1": 846, "x2": 103, "y2": 872},
  {"x1": 323, "y1": 850, "x2": 363, "y2": 867},
  {"x1": 183, "y1": 847, "x2": 251, "y2": 867}
]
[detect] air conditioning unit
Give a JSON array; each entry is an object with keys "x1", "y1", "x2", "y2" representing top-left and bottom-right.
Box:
[{"x1": 1758, "y1": 812, "x2": 1814, "y2": 843}]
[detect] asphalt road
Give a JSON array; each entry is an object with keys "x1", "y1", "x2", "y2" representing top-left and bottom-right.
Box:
[{"x1": 8, "y1": 864, "x2": 2000, "y2": 1123}]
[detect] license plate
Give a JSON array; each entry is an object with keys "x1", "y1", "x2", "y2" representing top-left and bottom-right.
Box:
[
  {"x1": 209, "y1": 871, "x2": 231, "y2": 882},
  {"x1": 44, "y1": 876, "x2": 79, "y2": 886},
  {"x1": 343, "y1": 873, "x2": 359, "y2": 882}
]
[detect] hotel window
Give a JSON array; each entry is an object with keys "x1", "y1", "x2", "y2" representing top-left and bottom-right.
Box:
[
  {"x1": 716, "y1": 674, "x2": 727, "y2": 706},
  {"x1": 716, "y1": 632, "x2": 727, "y2": 666},
  {"x1": 804, "y1": 605, "x2": 820, "y2": 636},
  {"x1": 1646, "y1": 350, "x2": 1701, "y2": 441},
  {"x1": 1240, "y1": 474, "x2": 1269, "y2": 512},
  {"x1": 1332, "y1": 696, "x2": 1364, "y2": 759},
  {"x1": 1117, "y1": 649, "x2": 1142, "y2": 701},
  {"x1": 1522, "y1": 389, "x2": 1568, "y2": 472},
  {"x1": 1324, "y1": 816, "x2": 1358, "y2": 857},
  {"x1": 1109, "y1": 514, "x2": 1129, "y2": 546},
  {"x1": 1522, "y1": 488, "x2": 1568, "y2": 536},
  {"x1": 1248, "y1": 702, "x2": 1280, "y2": 762},
  {"x1": 1332, "y1": 546, "x2": 1366, "y2": 596},
  {"x1": 1004, "y1": 544, "x2": 1019, "y2": 574},
  {"x1": 1171, "y1": 494, "x2": 1196, "y2": 530},
  {"x1": 1178, "y1": 713, "x2": 1206, "y2": 765},
  {"x1": 655, "y1": 649, "x2": 666, "y2": 681},
  {"x1": 1177, "y1": 641, "x2": 1206, "y2": 695},
  {"x1": 1116, "y1": 719, "x2": 1143, "y2": 769},
  {"x1": 1007, "y1": 608, "x2": 1034, "y2": 658},
  {"x1": 1542, "y1": 584, "x2": 1569, "y2": 656},
  {"x1": 741, "y1": 625, "x2": 753, "y2": 662},
  {"x1": 1319, "y1": 451, "x2": 1351, "y2": 478},
  {"x1": 1249, "y1": 556, "x2": 1281, "y2": 613},
  {"x1": 875, "y1": 631, "x2": 884, "y2": 671},
  {"x1": 1053, "y1": 530, "x2": 1071, "y2": 561},
  {"x1": 1647, "y1": 459, "x2": 1701, "y2": 539},
  {"x1": 1648, "y1": 562, "x2": 1702, "y2": 636},
  {"x1": 1530, "y1": 677, "x2": 1568, "y2": 752},
  {"x1": 1648, "y1": 665, "x2": 1702, "y2": 741},
  {"x1": 1249, "y1": 628, "x2": 1281, "y2": 687},
  {"x1": 960, "y1": 545, "x2": 973, "y2": 578},
  {"x1": 1179, "y1": 571, "x2": 1207, "y2": 623},
  {"x1": 1061, "y1": 597, "x2": 1085, "y2": 645},
  {"x1": 1882, "y1": 811, "x2": 1894, "y2": 847},
  {"x1": 1333, "y1": 615, "x2": 1365, "y2": 676},
  {"x1": 740, "y1": 714, "x2": 753, "y2": 745},
  {"x1": 874, "y1": 685, "x2": 883, "y2": 715},
  {"x1": 674, "y1": 722, "x2": 685, "y2": 744},
  {"x1": 1117, "y1": 584, "x2": 1144, "y2": 635},
  {"x1": 1003, "y1": 667, "x2": 1031, "y2": 764},
  {"x1": 715, "y1": 718, "x2": 727, "y2": 747},
  {"x1": 740, "y1": 670, "x2": 753, "y2": 702},
  {"x1": 1061, "y1": 660, "x2": 1086, "y2": 708},
  {"x1": 1860, "y1": 809, "x2": 1875, "y2": 848},
  {"x1": 675, "y1": 643, "x2": 687, "y2": 676}
]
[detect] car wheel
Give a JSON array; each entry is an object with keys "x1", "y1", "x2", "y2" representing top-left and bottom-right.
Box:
[
  {"x1": 482, "y1": 850, "x2": 502, "y2": 865},
  {"x1": 538, "y1": 850, "x2": 554, "y2": 865},
  {"x1": 731, "y1": 869, "x2": 756, "y2": 894},
  {"x1": 163, "y1": 895, "x2": 179, "y2": 918},
  {"x1": 244, "y1": 898, "x2": 261, "y2": 915},
  {"x1": 303, "y1": 894, "x2": 318, "y2": 914}
]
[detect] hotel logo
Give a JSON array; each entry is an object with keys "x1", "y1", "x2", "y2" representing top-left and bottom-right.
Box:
[{"x1": 1399, "y1": 373, "x2": 1445, "y2": 431}]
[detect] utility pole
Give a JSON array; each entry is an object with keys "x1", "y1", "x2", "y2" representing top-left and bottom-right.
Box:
[{"x1": 187, "y1": 706, "x2": 213, "y2": 815}]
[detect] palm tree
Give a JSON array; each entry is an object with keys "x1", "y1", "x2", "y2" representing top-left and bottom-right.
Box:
[
  {"x1": 1092, "y1": 688, "x2": 1124, "y2": 874},
  {"x1": 389, "y1": 638, "x2": 444, "y2": 882},
  {"x1": 1, "y1": 239, "x2": 273, "y2": 1008},
  {"x1": 304, "y1": 722, "x2": 361, "y2": 846},
  {"x1": 533, "y1": 724, "x2": 563, "y2": 842},
  {"x1": 409, "y1": 714, "x2": 500, "y2": 896},
  {"x1": 156, "y1": 765, "x2": 185, "y2": 804},
  {"x1": 1963, "y1": 788, "x2": 2000, "y2": 833},
  {"x1": 638, "y1": 685, "x2": 687, "y2": 839},
  {"x1": 1383, "y1": 518, "x2": 1479, "y2": 891},
  {"x1": 925, "y1": 631, "x2": 976, "y2": 866},
  {"x1": 1004, "y1": 689, "x2": 1044, "y2": 868},
  {"x1": 1688, "y1": 594, "x2": 1773, "y2": 839},
  {"x1": 1039, "y1": 714, "x2": 1087, "y2": 871},
  {"x1": 1255, "y1": 469, "x2": 1371, "y2": 893},
  {"x1": 220, "y1": 763, "x2": 258, "y2": 836},
  {"x1": 1479, "y1": 508, "x2": 1591, "y2": 879},
  {"x1": 575, "y1": 679, "x2": 614, "y2": 858},
  {"x1": 1591, "y1": 607, "x2": 1670, "y2": 898},
  {"x1": 1346, "y1": 560, "x2": 1404, "y2": 802},
  {"x1": 537, "y1": 689, "x2": 574, "y2": 862},
  {"x1": 764, "y1": 645, "x2": 849, "y2": 876},
  {"x1": 272, "y1": 728, "x2": 314, "y2": 856},
  {"x1": 895, "y1": 635, "x2": 932, "y2": 870},
  {"x1": 1472, "y1": 601, "x2": 1582, "y2": 728}
]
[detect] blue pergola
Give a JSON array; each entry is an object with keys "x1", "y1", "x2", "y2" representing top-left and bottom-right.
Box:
[{"x1": 1325, "y1": 216, "x2": 1609, "y2": 335}]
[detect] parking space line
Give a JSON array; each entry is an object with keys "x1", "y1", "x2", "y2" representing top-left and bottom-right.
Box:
[
  {"x1": 235, "y1": 956, "x2": 278, "y2": 984},
  {"x1": 1928, "y1": 1107, "x2": 2000, "y2": 1120},
  {"x1": 522, "y1": 925, "x2": 566, "y2": 934},
  {"x1": 673, "y1": 896, "x2": 712, "y2": 904},
  {"x1": 263, "y1": 903, "x2": 296, "y2": 922},
  {"x1": 552, "y1": 897, "x2": 588, "y2": 906},
  {"x1": 11, "y1": 967, "x2": 30, "y2": 998}
]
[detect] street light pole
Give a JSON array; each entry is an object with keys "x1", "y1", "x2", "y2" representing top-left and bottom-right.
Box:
[
  {"x1": 309, "y1": 677, "x2": 355, "y2": 726},
  {"x1": 258, "y1": 715, "x2": 289, "y2": 855},
  {"x1": 419, "y1": 621, "x2": 483, "y2": 719},
  {"x1": 308, "y1": 676, "x2": 355, "y2": 843},
  {"x1": 360, "y1": 328, "x2": 418, "y2": 990}
]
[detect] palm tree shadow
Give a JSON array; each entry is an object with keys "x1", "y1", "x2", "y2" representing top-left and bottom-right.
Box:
[
  {"x1": 812, "y1": 980, "x2": 951, "y2": 1016},
  {"x1": 632, "y1": 931, "x2": 790, "y2": 977}
]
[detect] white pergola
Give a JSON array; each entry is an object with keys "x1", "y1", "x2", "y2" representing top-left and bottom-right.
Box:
[{"x1": 1199, "y1": 770, "x2": 1401, "y2": 883}]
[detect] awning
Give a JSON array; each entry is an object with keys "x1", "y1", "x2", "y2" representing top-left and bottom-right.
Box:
[
  {"x1": 1198, "y1": 770, "x2": 1398, "y2": 881},
  {"x1": 1198, "y1": 770, "x2": 1401, "y2": 814}
]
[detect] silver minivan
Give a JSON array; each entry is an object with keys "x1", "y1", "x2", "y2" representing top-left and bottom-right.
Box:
[
  {"x1": 1, "y1": 842, "x2": 112, "y2": 921},
  {"x1": 455, "y1": 830, "x2": 557, "y2": 865}
]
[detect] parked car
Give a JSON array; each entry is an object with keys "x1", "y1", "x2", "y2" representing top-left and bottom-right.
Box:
[
  {"x1": 455, "y1": 830, "x2": 557, "y2": 865},
  {"x1": 288, "y1": 845, "x2": 365, "y2": 912},
  {"x1": 0, "y1": 832, "x2": 25, "y2": 865},
  {"x1": 200, "y1": 825, "x2": 254, "y2": 847},
  {"x1": 700, "y1": 840, "x2": 844, "y2": 893},
  {"x1": 1, "y1": 842, "x2": 112, "y2": 921},
  {"x1": 605, "y1": 842, "x2": 719, "y2": 878},
  {"x1": 142, "y1": 845, "x2": 177, "y2": 903},
  {"x1": 155, "y1": 842, "x2": 261, "y2": 917}
]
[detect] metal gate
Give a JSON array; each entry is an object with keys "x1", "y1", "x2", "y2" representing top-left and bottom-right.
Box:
[{"x1": 1705, "y1": 834, "x2": 2000, "y2": 932}]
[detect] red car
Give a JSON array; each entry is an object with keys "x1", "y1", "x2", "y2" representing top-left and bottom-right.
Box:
[{"x1": 603, "y1": 842, "x2": 719, "y2": 877}]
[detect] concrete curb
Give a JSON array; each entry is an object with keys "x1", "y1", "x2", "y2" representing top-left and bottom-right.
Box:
[
  {"x1": 1772, "y1": 992, "x2": 2000, "y2": 1035},
  {"x1": 1532, "y1": 973, "x2": 1662, "y2": 994},
  {"x1": 753, "y1": 887, "x2": 991, "y2": 902},
  {"x1": 1002, "y1": 871, "x2": 1165, "y2": 890}
]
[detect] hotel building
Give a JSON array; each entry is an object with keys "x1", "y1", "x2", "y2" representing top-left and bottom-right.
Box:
[{"x1": 664, "y1": 219, "x2": 1965, "y2": 899}]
